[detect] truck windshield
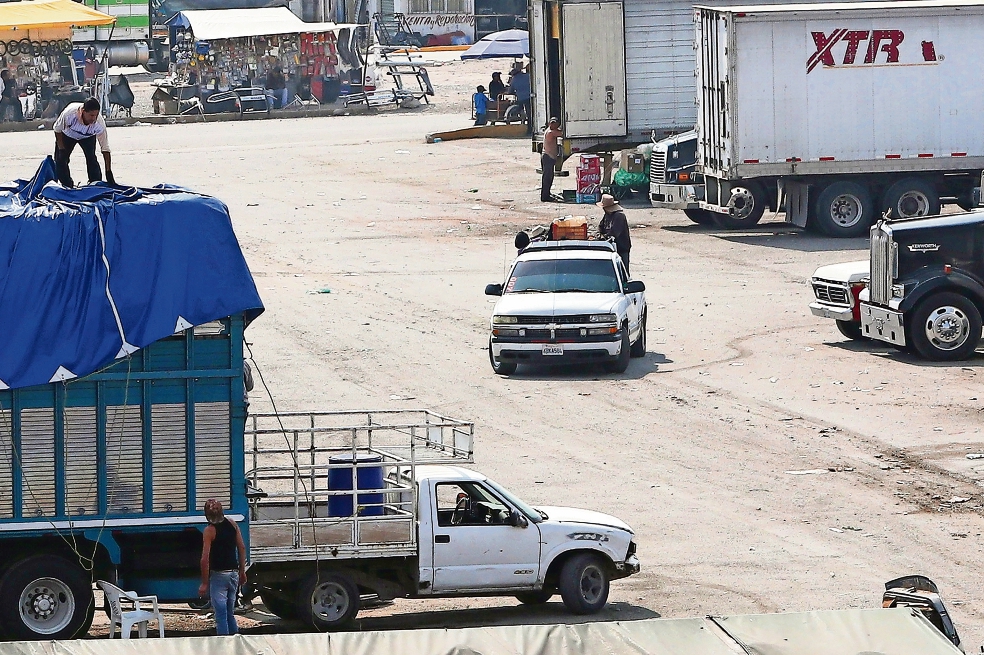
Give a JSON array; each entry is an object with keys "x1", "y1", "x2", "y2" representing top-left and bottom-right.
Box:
[
  {"x1": 485, "y1": 479, "x2": 543, "y2": 523},
  {"x1": 505, "y1": 259, "x2": 619, "y2": 294}
]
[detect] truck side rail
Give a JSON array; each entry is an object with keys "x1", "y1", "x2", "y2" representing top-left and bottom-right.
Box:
[{"x1": 245, "y1": 410, "x2": 473, "y2": 561}]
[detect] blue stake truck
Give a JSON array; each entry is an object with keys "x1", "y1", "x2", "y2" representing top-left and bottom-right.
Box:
[{"x1": 0, "y1": 161, "x2": 641, "y2": 639}]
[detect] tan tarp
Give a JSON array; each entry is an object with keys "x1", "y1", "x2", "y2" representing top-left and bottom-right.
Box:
[{"x1": 0, "y1": 609, "x2": 962, "y2": 655}]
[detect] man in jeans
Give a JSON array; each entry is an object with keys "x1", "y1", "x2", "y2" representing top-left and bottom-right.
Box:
[
  {"x1": 199, "y1": 499, "x2": 247, "y2": 635},
  {"x1": 541, "y1": 117, "x2": 562, "y2": 202},
  {"x1": 53, "y1": 98, "x2": 115, "y2": 187}
]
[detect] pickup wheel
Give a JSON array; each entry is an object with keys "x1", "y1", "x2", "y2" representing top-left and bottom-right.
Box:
[
  {"x1": 909, "y1": 292, "x2": 982, "y2": 361},
  {"x1": 515, "y1": 590, "x2": 553, "y2": 605},
  {"x1": 558, "y1": 553, "x2": 610, "y2": 614},
  {"x1": 295, "y1": 572, "x2": 360, "y2": 630},
  {"x1": 260, "y1": 588, "x2": 300, "y2": 620},
  {"x1": 813, "y1": 181, "x2": 874, "y2": 237},
  {"x1": 0, "y1": 555, "x2": 94, "y2": 640},
  {"x1": 489, "y1": 337, "x2": 517, "y2": 375},
  {"x1": 604, "y1": 325, "x2": 631, "y2": 374},
  {"x1": 716, "y1": 182, "x2": 766, "y2": 229},
  {"x1": 683, "y1": 208, "x2": 716, "y2": 226},
  {"x1": 630, "y1": 311, "x2": 647, "y2": 357},
  {"x1": 835, "y1": 320, "x2": 865, "y2": 341}
]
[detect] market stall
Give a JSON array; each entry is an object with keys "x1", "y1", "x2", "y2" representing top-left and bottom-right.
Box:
[
  {"x1": 160, "y1": 7, "x2": 361, "y2": 113},
  {"x1": 0, "y1": 0, "x2": 114, "y2": 121}
]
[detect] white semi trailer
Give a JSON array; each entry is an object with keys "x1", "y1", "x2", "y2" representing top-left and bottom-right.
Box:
[{"x1": 696, "y1": 0, "x2": 984, "y2": 236}]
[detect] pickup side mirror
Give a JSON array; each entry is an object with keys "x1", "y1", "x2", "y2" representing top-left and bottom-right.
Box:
[
  {"x1": 485, "y1": 283, "x2": 503, "y2": 296},
  {"x1": 509, "y1": 509, "x2": 529, "y2": 528},
  {"x1": 625, "y1": 280, "x2": 646, "y2": 294}
]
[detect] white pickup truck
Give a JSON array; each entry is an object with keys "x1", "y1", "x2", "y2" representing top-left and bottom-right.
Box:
[
  {"x1": 484, "y1": 241, "x2": 647, "y2": 375},
  {"x1": 809, "y1": 261, "x2": 869, "y2": 340},
  {"x1": 246, "y1": 411, "x2": 640, "y2": 629}
]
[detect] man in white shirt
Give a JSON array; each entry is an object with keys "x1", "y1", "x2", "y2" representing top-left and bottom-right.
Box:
[{"x1": 53, "y1": 97, "x2": 115, "y2": 187}]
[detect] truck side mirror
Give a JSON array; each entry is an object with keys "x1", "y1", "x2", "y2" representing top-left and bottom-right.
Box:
[
  {"x1": 485, "y1": 283, "x2": 503, "y2": 296},
  {"x1": 509, "y1": 509, "x2": 528, "y2": 528},
  {"x1": 625, "y1": 280, "x2": 646, "y2": 293}
]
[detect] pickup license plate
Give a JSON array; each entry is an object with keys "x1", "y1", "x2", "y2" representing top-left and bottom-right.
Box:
[{"x1": 542, "y1": 345, "x2": 564, "y2": 356}]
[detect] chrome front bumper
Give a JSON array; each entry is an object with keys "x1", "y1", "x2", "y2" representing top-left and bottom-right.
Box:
[
  {"x1": 860, "y1": 303, "x2": 906, "y2": 346},
  {"x1": 491, "y1": 339, "x2": 621, "y2": 358},
  {"x1": 809, "y1": 302, "x2": 854, "y2": 322},
  {"x1": 650, "y1": 183, "x2": 701, "y2": 210}
]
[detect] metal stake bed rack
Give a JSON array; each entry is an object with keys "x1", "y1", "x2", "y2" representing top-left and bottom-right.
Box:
[{"x1": 245, "y1": 410, "x2": 473, "y2": 562}]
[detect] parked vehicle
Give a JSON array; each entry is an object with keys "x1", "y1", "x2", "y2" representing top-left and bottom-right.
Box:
[
  {"x1": 809, "y1": 261, "x2": 869, "y2": 340},
  {"x1": 883, "y1": 575, "x2": 961, "y2": 649},
  {"x1": 696, "y1": 1, "x2": 984, "y2": 237},
  {"x1": 861, "y1": 211, "x2": 984, "y2": 360},
  {"x1": 485, "y1": 240, "x2": 647, "y2": 374},
  {"x1": 649, "y1": 130, "x2": 714, "y2": 225}
]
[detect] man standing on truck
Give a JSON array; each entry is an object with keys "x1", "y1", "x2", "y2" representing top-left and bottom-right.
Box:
[
  {"x1": 599, "y1": 194, "x2": 631, "y2": 274},
  {"x1": 53, "y1": 98, "x2": 116, "y2": 188},
  {"x1": 199, "y1": 499, "x2": 247, "y2": 636},
  {"x1": 541, "y1": 117, "x2": 562, "y2": 202}
]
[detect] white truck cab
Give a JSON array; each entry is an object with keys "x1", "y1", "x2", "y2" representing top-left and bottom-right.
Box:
[{"x1": 484, "y1": 241, "x2": 647, "y2": 375}]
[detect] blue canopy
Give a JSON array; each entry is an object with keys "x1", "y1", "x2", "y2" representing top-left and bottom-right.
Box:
[
  {"x1": 0, "y1": 158, "x2": 264, "y2": 391},
  {"x1": 460, "y1": 29, "x2": 528, "y2": 60}
]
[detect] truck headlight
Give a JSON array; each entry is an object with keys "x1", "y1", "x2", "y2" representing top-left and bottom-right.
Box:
[
  {"x1": 493, "y1": 315, "x2": 518, "y2": 324},
  {"x1": 891, "y1": 284, "x2": 905, "y2": 298},
  {"x1": 589, "y1": 313, "x2": 616, "y2": 323}
]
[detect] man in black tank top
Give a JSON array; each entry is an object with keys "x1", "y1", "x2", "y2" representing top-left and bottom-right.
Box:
[{"x1": 199, "y1": 499, "x2": 247, "y2": 635}]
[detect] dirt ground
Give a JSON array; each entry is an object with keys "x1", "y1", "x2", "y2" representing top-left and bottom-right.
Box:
[{"x1": 3, "y1": 55, "x2": 984, "y2": 648}]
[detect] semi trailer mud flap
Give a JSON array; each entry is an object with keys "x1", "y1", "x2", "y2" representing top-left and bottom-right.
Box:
[{"x1": 783, "y1": 180, "x2": 809, "y2": 227}]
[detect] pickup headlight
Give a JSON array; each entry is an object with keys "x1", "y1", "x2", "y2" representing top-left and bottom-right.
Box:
[
  {"x1": 493, "y1": 315, "x2": 518, "y2": 324},
  {"x1": 589, "y1": 313, "x2": 616, "y2": 323},
  {"x1": 587, "y1": 326, "x2": 618, "y2": 335}
]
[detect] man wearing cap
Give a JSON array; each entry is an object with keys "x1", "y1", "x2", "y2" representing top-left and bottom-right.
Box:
[
  {"x1": 53, "y1": 97, "x2": 115, "y2": 188},
  {"x1": 599, "y1": 193, "x2": 631, "y2": 275},
  {"x1": 540, "y1": 117, "x2": 562, "y2": 202}
]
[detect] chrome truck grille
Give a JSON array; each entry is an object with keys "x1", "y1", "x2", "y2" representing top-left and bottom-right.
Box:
[
  {"x1": 813, "y1": 283, "x2": 849, "y2": 305},
  {"x1": 650, "y1": 150, "x2": 667, "y2": 184},
  {"x1": 869, "y1": 223, "x2": 894, "y2": 305}
]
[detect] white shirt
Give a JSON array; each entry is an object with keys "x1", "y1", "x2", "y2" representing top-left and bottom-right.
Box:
[{"x1": 54, "y1": 103, "x2": 110, "y2": 152}]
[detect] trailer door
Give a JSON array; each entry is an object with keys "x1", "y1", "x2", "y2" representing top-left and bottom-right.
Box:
[
  {"x1": 561, "y1": 1, "x2": 627, "y2": 138},
  {"x1": 529, "y1": 0, "x2": 549, "y2": 135}
]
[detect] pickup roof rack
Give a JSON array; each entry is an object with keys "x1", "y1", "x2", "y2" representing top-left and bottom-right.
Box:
[{"x1": 522, "y1": 240, "x2": 616, "y2": 254}]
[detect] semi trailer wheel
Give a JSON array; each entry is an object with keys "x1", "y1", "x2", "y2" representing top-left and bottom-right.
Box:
[
  {"x1": 0, "y1": 555, "x2": 94, "y2": 640},
  {"x1": 295, "y1": 572, "x2": 360, "y2": 630},
  {"x1": 717, "y1": 183, "x2": 766, "y2": 229},
  {"x1": 910, "y1": 292, "x2": 982, "y2": 361},
  {"x1": 683, "y1": 208, "x2": 716, "y2": 226},
  {"x1": 813, "y1": 181, "x2": 874, "y2": 237},
  {"x1": 882, "y1": 178, "x2": 940, "y2": 219},
  {"x1": 558, "y1": 553, "x2": 610, "y2": 614}
]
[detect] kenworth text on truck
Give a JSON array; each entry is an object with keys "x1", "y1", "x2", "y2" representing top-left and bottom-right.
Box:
[
  {"x1": 860, "y1": 210, "x2": 984, "y2": 361},
  {"x1": 696, "y1": 0, "x2": 984, "y2": 237},
  {"x1": 0, "y1": 160, "x2": 639, "y2": 639}
]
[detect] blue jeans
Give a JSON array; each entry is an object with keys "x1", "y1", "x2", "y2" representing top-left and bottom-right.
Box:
[
  {"x1": 266, "y1": 88, "x2": 288, "y2": 109},
  {"x1": 209, "y1": 571, "x2": 239, "y2": 635}
]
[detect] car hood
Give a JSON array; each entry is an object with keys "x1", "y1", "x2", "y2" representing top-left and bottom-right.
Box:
[
  {"x1": 536, "y1": 506, "x2": 633, "y2": 533},
  {"x1": 812, "y1": 260, "x2": 869, "y2": 284},
  {"x1": 492, "y1": 293, "x2": 621, "y2": 317}
]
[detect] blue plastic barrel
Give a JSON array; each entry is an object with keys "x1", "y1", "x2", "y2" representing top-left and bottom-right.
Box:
[{"x1": 328, "y1": 454, "x2": 384, "y2": 517}]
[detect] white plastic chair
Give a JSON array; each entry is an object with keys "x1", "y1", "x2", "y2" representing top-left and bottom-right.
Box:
[{"x1": 97, "y1": 580, "x2": 164, "y2": 639}]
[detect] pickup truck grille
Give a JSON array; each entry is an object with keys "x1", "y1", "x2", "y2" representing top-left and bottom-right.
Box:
[
  {"x1": 514, "y1": 315, "x2": 593, "y2": 325},
  {"x1": 813, "y1": 282, "x2": 849, "y2": 306},
  {"x1": 650, "y1": 150, "x2": 667, "y2": 184},
  {"x1": 870, "y1": 224, "x2": 894, "y2": 305}
]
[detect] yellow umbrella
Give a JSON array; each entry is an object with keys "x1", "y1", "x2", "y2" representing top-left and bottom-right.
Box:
[{"x1": 0, "y1": 0, "x2": 115, "y2": 30}]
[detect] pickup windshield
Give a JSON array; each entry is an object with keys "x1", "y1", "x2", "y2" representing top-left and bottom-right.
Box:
[
  {"x1": 505, "y1": 259, "x2": 619, "y2": 293},
  {"x1": 485, "y1": 479, "x2": 543, "y2": 523}
]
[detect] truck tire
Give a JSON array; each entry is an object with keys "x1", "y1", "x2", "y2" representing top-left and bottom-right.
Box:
[
  {"x1": 489, "y1": 337, "x2": 517, "y2": 375},
  {"x1": 604, "y1": 326, "x2": 631, "y2": 373},
  {"x1": 515, "y1": 590, "x2": 553, "y2": 605},
  {"x1": 295, "y1": 572, "x2": 360, "y2": 630},
  {"x1": 683, "y1": 208, "x2": 716, "y2": 226},
  {"x1": 630, "y1": 310, "x2": 647, "y2": 357},
  {"x1": 909, "y1": 292, "x2": 982, "y2": 361},
  {"x1": 813, "y1": 181, "x2": 874, "y2": 237},
  {"x1": 836, "y1": 320, "x2": 865, "y2": 341},
  {"x1": 260, "y1": 588, "x2": 299, "y2": 620},
  {"x1": 558, "y1": 553, "x2": 610, "y2": 614},
  {"x1": 717, "y1": 183, "x2": 766, "y2": 229},
  {"x1": 0, "y1": 555, "x2": 95, "y2": 640},
  {"x1": 882, "y1": 178, "x2": 940, "y2": 220}
]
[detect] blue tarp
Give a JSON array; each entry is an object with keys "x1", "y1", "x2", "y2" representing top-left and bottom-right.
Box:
[{"x1": 0, "y1": 158, "x2": 264, "y2": 391}]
